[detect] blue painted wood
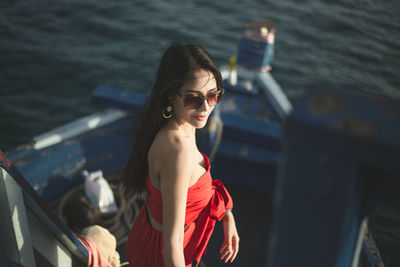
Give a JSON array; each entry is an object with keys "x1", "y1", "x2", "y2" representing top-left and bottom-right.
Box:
[
  {"x1": 221, "y1": 113, "x2": 282, "y2": 149},
  {"x1": 5, "y1": 146, "x2": 36, "y2": 163},
  {"x1": 237, "y1": 37, "x2": 272, "y2": 69},
  {"x1": 267, "y1": 87, "x2": 398, "y2": 267},
  {"x1": 245, "y1": 95, "x2": 271, "y2": 118},
  {"x1": 220, "y1": 93, "x2": 275, "y2": 122},
  {"x1": 291, "y1": 87, "x2": 400, "y2": 148},
  {"x1": 212, "y1": 149, "x2": 277, "y2": 194},
  {"x1": 217, "y1": 139, "x2": 279, "y2": 165},
  {"x1": 361, "y1": 232, "x2": 383, "y2": 267},
  {"x1": 256, "y1": 72, "x2": 292, "y2": 121},
  {"x1": 92, "y1": 85, "x2": 146, "y2": 113},
  {"x1": 223, "y1": 79, "x2": 259, "y2": 96},
  {"x1": 9, "y1": 116, "x2": 136, "y2": 202}
]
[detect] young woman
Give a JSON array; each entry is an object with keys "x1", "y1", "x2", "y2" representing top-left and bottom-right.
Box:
[{"x1": 123, "y1": 43, "x2": 239, "y2": 267}]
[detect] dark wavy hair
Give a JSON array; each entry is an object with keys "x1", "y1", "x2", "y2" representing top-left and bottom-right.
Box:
[{"x1": 121, "y1": 43, "x2": 223, "y2": 196}]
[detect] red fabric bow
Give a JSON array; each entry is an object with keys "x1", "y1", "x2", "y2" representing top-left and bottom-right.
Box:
[{"x1": 184, "y1": 179, "x2": 233, "y2": 266}]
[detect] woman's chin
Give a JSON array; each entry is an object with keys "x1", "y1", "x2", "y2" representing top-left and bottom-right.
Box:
[{"x1": 193, "y1": 119, "x2": 208, "y2": 129}]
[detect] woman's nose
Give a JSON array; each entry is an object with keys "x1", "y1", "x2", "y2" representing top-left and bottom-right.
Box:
[{"x1": 198, "y1": 98, "x2": 210, "y2": 111}]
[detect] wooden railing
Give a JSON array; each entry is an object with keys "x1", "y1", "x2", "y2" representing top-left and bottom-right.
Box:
[{"x1": 0, "y1": 150, "x2": 88, "y2": 267}]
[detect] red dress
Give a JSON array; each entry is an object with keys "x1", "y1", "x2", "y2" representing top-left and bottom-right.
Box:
[{"x1": 125, "y1": 154, "x2": 233, "y2": 267}]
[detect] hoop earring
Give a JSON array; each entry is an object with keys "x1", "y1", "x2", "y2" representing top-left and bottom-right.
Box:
[{"x1": 162, "y1": 105, "x2": 173, "y2": 119}]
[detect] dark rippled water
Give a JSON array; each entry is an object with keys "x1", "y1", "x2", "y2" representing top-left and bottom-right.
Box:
[{"x1": 1, "y1": 0, "x2": 399, "y2": 265}]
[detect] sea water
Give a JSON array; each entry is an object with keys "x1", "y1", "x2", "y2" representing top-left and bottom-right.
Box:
[{"x1": 1, "y1": 0, "x2": 399, "y2": 265}]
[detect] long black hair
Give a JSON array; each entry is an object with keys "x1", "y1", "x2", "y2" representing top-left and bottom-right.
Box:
[{"x1": 121, "y1": 43, "x2": 223, "y2": 196}]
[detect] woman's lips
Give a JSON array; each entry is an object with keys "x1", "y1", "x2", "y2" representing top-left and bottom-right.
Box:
[{"x1": 195, "y1": 115, "x2": 207, "y2": 121}]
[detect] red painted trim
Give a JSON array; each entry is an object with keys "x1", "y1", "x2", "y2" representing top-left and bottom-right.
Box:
[{"x1": 0, "y1": 150, "x2": 12, "y2": 168}]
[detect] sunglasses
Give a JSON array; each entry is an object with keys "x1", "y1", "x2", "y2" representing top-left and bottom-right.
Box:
[{"x1": 179, "y1": 89, "x2": 225, "y2": 110}]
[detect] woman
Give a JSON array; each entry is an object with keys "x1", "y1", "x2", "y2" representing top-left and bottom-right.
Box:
[{"x1": 123, "y1": 43, "x2": 239, "y2": 267}]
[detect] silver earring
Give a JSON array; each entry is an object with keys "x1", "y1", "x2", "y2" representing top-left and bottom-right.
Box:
[{"x1": 162, "y1": 105, "x2": 173, "y2": 119}]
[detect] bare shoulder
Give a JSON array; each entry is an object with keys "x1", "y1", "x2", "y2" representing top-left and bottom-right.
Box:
[
  {"x1": 150, "y1": 128, "x2": 191, "y2": 159},
  {"x1": 149, "y1": 128, "x2": 194, "y2": 180}
]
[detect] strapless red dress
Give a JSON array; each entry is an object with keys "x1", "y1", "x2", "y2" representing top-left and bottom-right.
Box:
[{"x1": 125, "y1": 154, "x2": 233, "y2": 267}]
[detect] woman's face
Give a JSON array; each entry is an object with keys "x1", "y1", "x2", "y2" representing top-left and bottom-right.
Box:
[{"x1": 171, "y1": 68, "x2": 218, "y2": 129}]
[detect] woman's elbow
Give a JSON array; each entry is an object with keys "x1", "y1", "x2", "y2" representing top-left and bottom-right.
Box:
[{"x1": 164, "y1": 234, "x2": 183, "y2": 254}]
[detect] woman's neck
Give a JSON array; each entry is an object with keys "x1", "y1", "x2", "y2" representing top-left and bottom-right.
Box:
[{"x1": 168, "y1": 119, "x2": 196, "y2": 139}]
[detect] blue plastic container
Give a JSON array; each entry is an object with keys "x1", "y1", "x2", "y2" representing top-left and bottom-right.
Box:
[{"x1": 237, "y1": 36, "x2": 274, "y2": 70}]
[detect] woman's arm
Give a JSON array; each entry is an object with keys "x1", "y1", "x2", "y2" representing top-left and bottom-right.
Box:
[
  {"x1": 159, "y1": 141, "x2": 193, "y2": 267},
  {"x1": 220, "y1": 210, "x2": 240, "y2": 263}
]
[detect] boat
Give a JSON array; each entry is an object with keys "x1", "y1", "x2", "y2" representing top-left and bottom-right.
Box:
[{"x1": 1, "y1": 19, "x2": 393, "y2": 266}]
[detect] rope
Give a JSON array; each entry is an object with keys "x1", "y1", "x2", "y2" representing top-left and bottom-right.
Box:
[{"x1": 53, "y1": 179, "x2": 143, "y2": 246}]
